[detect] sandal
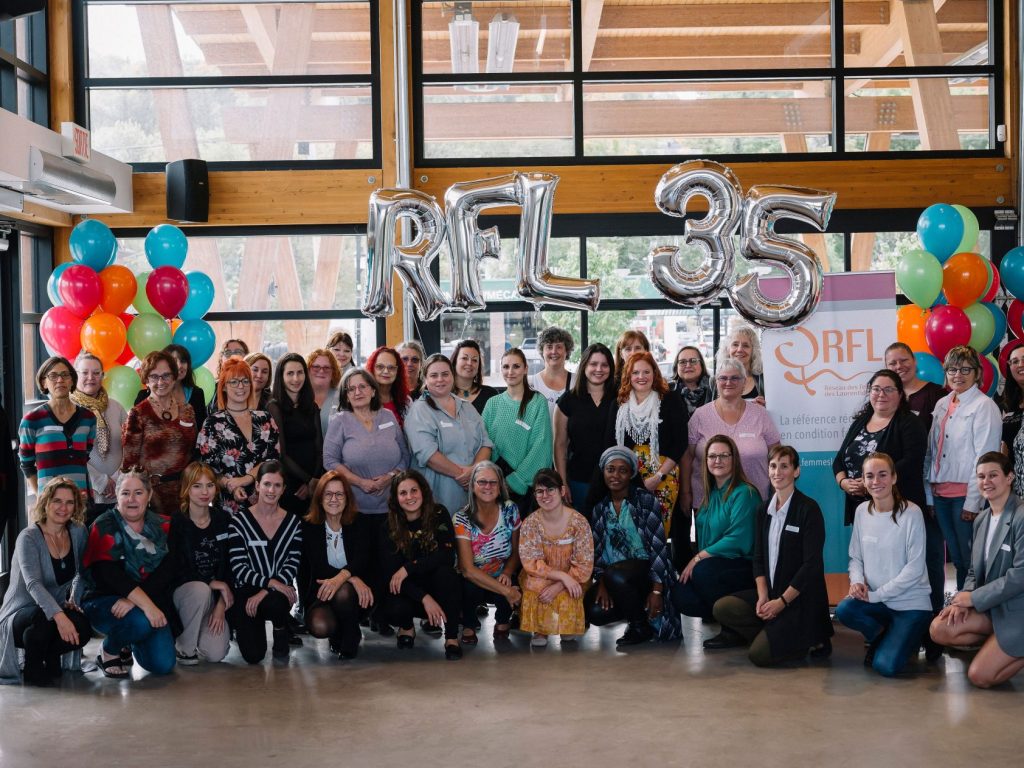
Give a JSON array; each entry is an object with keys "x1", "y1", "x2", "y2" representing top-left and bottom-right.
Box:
[
  {"x1": 493, "y1": 624, "x2": 511, "y2": 640},
  {"x1": 119, "y1": 647, "x2": 135, "y2": 667},
  {"x1": 461, "y1": 629, "x2": 479, "y2": 645},
  {"x1": 97, "y1": 654, "x2": 129, "y2": 679}
]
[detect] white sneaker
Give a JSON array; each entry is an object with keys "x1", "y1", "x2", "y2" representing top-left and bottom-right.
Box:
[
  {"x1": 175, "y1": 650, "x2": 199, "y2": 666},
  {"x1": 530, "y1": 634, "x2": 548, "y2": 647}
]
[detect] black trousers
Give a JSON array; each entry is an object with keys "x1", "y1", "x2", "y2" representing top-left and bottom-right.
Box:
[
  {"x1": 380, "y1": 567, "x2": 462, "y2": 640},
  {"x1": 584, "y1": 559, "x2": 650, "y2": 627},
  {"x1": 229, "y1": 586, "x2": 293, "y2": 664},
  {"x1": 461, "y1": 578, "x2": 514, "y2": 629},
  {"x1": 305, "y1": 582, "x2": 367, "y2": 654},
  {"x1": 12, "y1": 606, "x2": 92, "y2": 679}
]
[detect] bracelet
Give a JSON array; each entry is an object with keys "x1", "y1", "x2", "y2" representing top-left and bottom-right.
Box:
[{"x1": 779, "y1": 594, "x2": 789, "y2": 607}]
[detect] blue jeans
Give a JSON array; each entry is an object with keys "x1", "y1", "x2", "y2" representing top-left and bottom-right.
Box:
[
  {"x1": 835, "y1": 598, "x2": 931, "y2": 677},
  {"x1": 933, "y1": 495, "x2": 973, "y2": 589},
  {"x1": 83, "y1": 596, "x2": 176, "y2": 675}
]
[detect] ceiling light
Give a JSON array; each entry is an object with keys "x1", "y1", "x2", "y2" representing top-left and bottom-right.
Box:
[
  {"x1": 487, "y1": 13, "x2": 519, "y2": 74},
  {"x1": 449, "y1": 7, "x2": 479, "y2": 74}
]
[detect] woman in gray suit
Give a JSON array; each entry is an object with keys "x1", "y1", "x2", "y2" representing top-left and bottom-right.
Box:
[
  {"x1": 930, "y1": 451, "x2": 1024, "y2": 687},
  {"x1": 0, "y1": 477, "x2": 92, "y2": 685}
]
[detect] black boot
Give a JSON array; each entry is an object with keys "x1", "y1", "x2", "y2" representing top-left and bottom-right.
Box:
[{"x1": 272, "y1": 627, "x2": 290, "y2": 659}]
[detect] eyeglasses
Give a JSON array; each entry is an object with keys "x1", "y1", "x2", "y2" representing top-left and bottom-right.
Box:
[
  {"x1": 869, "y1": 386, "x2": 898, "y2": 396},
  {"x1": 45, "y1": 371, "x2": 72, "y2": 382},
  {"x1": 474, "y1": 479, "x2": 499, "y2": 487},
  {"x1": 310, "y1": 364, "x2": 333, "y2": 373},
  {"x1": 222, "y1": 348, "x2": 245, "y2": 358},
  {"x1": 400, "y1": 355, "x2": 420, "y2": 364},
  {"x1": 147, "y1": 373, "x2": 174, "y2": 384},
  {"x1": 716, "y1": 375, "x2": 742, "y2": 384},
  {"x1": 226, "y1": 378, "x2": 252, "y2": 388},
  {"x1": 944, "y1": 366, "x2": 975, "y2": 376},
  {"x1": 322, "y1": 491, "x2": 346, "y2": 501},
  {"x1": 534, "y1": 486, "x2": 558, "y2": 497},
  {"x1": 346, "y1": 384, "x2": 370, "y2": 393},
  {"x1": 374, "y1": 364, "x2": 398, "y2": 373},
  {"x1": 677, "y1": 358, "x2": 700, "y2": 366},
  {"x1": 707, "y1": 452, "x2": 733, "y2": 462}
]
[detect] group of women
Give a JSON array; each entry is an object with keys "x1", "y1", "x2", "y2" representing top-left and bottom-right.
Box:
[{"x1": 3, "y1": 325, "x2": 1022, "y2": 689}]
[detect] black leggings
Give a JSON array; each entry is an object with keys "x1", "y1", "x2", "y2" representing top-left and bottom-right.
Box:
[
  {"x1": 584, "y1": 559, "x2": 650, "y2": 627},
  {"x1": 12, "y1": 606, "x2": 92, "y2": 678},
  {"x1": 305, "y1": 582, "x2": 366, "y2": 654},
  {"x1": 380, "y1": 567, "x2": 462, "y2": 640},
  {"x1": 229, "y1": 586, "x2": 293, "y2": 664},
  {"x1": 461, "y1": 578, "x2": 514, "y2": 629}
]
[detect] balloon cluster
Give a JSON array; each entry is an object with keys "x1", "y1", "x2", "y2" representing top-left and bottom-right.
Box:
[
  {"x1": 40, "y1": 221, "x2": 218, "y2": 410},
  {"x1": 895, "y1": 204, "x2": 1002, "y2": 396}
]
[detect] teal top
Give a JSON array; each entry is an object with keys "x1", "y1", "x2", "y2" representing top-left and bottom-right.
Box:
[
  {"x1": 696, "y1": 482, "x2": 759, "y2": 560},
  {"x1": 601, "y1": 498, "x2": 649, "y2": 566},
  {"x1": 481, "y1": 391, "x2": 553, "y2": 495}
]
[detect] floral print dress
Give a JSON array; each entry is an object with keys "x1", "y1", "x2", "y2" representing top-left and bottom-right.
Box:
[
  {"x1": 518, "y1": 509, "x2": 594, "y2": 635},
  {"x1": 196, "y1": 409, "x2": 280, "y2": 514}
]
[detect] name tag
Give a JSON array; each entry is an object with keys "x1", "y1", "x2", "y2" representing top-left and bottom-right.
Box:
[
  {"x1": 440, "y1": 421, "x2": 454, "y2": 428},
  {"x1": 378, "y1": 421, "x2": 395, "y2": 430},
  {"x1": 1001, "y1": 543, "x2": 1012, "y2": 552},
  {"x1": 41, "y1": 425, "x2": 63, "y2": 433},
  {"x1": 785, "y1": 525, "x2": 800, "y2": 533},
  {"x1": 515, "y1": 419, "x2": 531, "y2": 430},
  {"x1": 179, "y1": 421, "x2": 194, "y2": 428},
  {"x1": 215, "y1": 533, "x2": 231, "y2": 541},
  {"x1": 863, "y1": 535, "x2": 878, "y2": 544},
  {"x1": 248, "y1": 540, "x2": 267, "y2": 547},
  {"x1": 738, "y1": 432, "x2": 755, "y2": 439}
]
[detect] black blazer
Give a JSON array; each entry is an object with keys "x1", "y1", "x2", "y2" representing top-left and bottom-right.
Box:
[
  {"x1": 832, "y1": 408, "x2": 927, "y2": 525},
  {"x1": 752, "y1": 489, "x2": 833, "y2": 656},
  {"x1": 298, "y1": 515, "x2": 373, "y2": 609}
]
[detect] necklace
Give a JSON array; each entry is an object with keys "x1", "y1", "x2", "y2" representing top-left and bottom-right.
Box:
[
  {"x1": 42, "y1": 526, "x2": 70, "y2": 558},
  {"x1": 227, "y1": 406, "x2": 249, "y2": 413},
  {"x1": 150, "y1": 395, "x2": 174, "y2": 421}
]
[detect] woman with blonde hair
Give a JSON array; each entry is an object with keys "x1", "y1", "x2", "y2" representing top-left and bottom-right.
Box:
[{"x1": 714, "y1": 324, "x2": 765, "y2": 404}]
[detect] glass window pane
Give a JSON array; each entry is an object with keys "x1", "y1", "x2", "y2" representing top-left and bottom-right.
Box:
[
  {"x1": 844, "y1": 0, "x2": 989, "y2": 69},
  {"x1": 202, "y1": 317, "x2": 378, "y2": 370},
  {"x1": 421, "y1": 0, "x2": 572, "y2": 75},
  {"x1": 587, "y1": 1, "x2": 831, "y2": 72},
  {"x1": 590, "y1": 309, "x2": 714, "y2": 376},
  {"x1": 438, "y1": 237, "x2": 581, "y2": 296},
  {"x1": 89, "y1": 85, "x2": 373, "y2": 163},
  {"x1": 86, "y1": 3, "x2": 372, "y2": 78},
  {"x1": 854, "y1": 230, "x2": 990, "y2": 274},
  {"x1": 422, "y1": 82, "x2": 574, "y2": 158},
  {"x1": 844, "y1": 76, "x2": 989, "y2": 151},
  {"x1": 583, "y1": 80, "x2": 833, "y2": 156}
]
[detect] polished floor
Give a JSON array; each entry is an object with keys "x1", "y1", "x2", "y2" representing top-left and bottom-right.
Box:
[{"x1": 1, "y1": 610, "x2": 1019, "y2": 768}]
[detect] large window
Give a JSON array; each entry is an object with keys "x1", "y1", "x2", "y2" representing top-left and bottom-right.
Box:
[
  {"x1": 414, "y1": 0, "x2": 1001, "y2": 163},
  {"x1": 0, "y1": 8, "x2": 48, "y2": 125},
  {"x1": 79, "y1": 1, "x2": 381, "y2": 169}
]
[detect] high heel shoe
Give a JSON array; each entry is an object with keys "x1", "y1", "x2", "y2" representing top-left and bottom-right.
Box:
[
  {"x1": 397, "y1": 633, "x2": 415, "y2": 650},
  {"x1": 444, "y1": 642, "x2": 463, "y2": 660}
]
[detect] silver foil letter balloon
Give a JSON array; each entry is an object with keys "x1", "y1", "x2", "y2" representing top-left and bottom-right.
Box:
[
  {"x1": 648, "y1": 160, "x2": 743, "y2": 308},
  {"x1": 362, "y1": 188, "x2": 450, "y2": 322},
  {"x1": 731, "y1": 185, "x2": 836, "y2": 329}
]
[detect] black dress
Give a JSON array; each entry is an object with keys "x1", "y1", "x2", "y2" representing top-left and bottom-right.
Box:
[{"x1": 268, "y1": 399, "x2": 324, "y2": 517}]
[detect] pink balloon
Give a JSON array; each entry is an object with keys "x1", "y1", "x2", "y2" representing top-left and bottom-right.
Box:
[
  {"x1": 145, "y1": 266, "x2": 189, "y2": 319},
  {"x1": 40, "y1": 306, "x2": 85, "y2": 360},
  {"x1": 57, "y1": 264, "x2": 102, "y2": 318},
  {"x1": 982, "y1": 268, "x2": 1002, "y2": 303},
  {"x1": 925, "y1": 305, "x2": 972, "y2": 361}
]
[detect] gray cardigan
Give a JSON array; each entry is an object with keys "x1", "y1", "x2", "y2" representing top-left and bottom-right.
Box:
[
  {"x1": 0, "y1": 523, "x2": 88, "y2": 684},
  {"x1": 966, "y1": 494, "x2": 1024, "y2": 656}
]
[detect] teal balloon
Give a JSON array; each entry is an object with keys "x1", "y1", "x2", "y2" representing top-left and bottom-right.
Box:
[
  {"x1": 173, "y1": 319, "x2": 216, "y2": 366},
  {"x1": 193, "y1": 366, "x2": 216, "y2": 405},
  {"x1": 105, "y1": 365, "x2": 142, "y2": 412},
  {"x1": 180, "y1": 271, "x2": 215, "y2": 320},
  {"x1": 47, "y1": 263, "x2": 71, "y2": 306},
  {"x1": 145, "y1": 224, "x2": 188, "y2": 270},
  {"x1": 127, "y1": 312, "x2": 171, "y2": 359},
  {"x1": 896, "y1": 249, "x2": 943, "y2": 308},
  {"x1": 952, "y1": 205, "x2": 980, "y2": 254},
  {"x1": 915, "y1": 352, "x2": 945, "y2": 386},
  {"x1": 917, "y1": 204, "x2": 964, "y2": 263},
  {"x1": 133, "y1": 271, "x2": 155, "y2": 314},
  {"x1": 964, "y1": 302, "x2": 995, "y2": 352},
  {"x1": 981, "y1": 302, "x2": 1007, "y2": 356},
  {"x1": 1000, "y1": 247, "x2": 1024, "y2": 301},
  {"x1": 69, "y1": 220, "x2": 117, "y2": 272}
]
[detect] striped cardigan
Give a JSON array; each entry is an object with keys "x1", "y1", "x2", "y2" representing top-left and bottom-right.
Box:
[
  {"x1": 228, "y1": 508, "x2": 303, "y2": 590},
  {"x1": 18, "y1": 404, "x2": 96, "y2": 493}
]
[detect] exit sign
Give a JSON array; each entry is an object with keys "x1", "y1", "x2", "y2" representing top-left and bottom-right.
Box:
[{"x1": 60, "y1": 122, "x2": 92, "y2": 163}]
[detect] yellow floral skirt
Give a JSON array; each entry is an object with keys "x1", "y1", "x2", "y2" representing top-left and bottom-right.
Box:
[
  {"x1": 519, "y1": 573, "x2": 587, "y2": 635},
  {"x1": 634, "y1": 444, "x2": 679, "y2": 536}
]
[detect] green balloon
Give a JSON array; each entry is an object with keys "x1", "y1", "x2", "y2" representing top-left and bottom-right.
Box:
[
  {"x1": 133, "y1": 271, "x2": 155, "y2": 314},
  {"x1": 105, "y1": 365, "x2": 142, "y2": 412},
  {"x1": 964, "y1": 302, "x2": 995, "y2": 352},
  {"x1": 193, "y1": 366, "x2": 216, "y2": 405},
  {"x1": 896, "y1": 249, "x2": 943, "y2": 308},
  {"x1": 953, "y1": 204, "x2": 980, "y2": 254},
  {"x1": 127, "y1": 312, "x2": 171, "y2": 359}
]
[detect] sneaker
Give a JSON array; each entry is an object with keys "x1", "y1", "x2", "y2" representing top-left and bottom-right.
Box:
[{"x1": 175, "y1": 651, "x2": 200, "y2": 666}]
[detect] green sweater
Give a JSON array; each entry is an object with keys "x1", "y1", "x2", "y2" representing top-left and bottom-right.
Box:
[
  {"x1": 696, "y1": 482, "x2": 759, "y2": 559},
  {"x1": 482, "y1": 391, "x2": 553, "y2": 495}
]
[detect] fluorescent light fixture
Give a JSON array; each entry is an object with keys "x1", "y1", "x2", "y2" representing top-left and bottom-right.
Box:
[
  {"x1": 487, "y1": 13, "x2": 519, "y2": 73},
  {"x1": 0, "y1": 187, "x2": 24, "y2": 213},
  {"x1": 449, "y1": 8, "x2": 479, "y2": 74}
]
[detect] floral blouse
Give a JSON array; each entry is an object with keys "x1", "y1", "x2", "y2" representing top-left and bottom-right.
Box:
[{"x1": 196, "y1": 409, "x2": 280, "y2": 514}]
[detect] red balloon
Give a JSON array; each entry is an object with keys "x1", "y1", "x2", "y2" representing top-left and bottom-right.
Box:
[
  {"x1": 981, "y1": 268, "x2": 1002, "y2": 303},
  {"x1": 40, "y1": 306, "x2": 85, "y2": 359},
  {"x1": 1008, "y1": 300, "x2": 1024, "y2": 339},
  {"x1": 145, "y1": 266, "x2": 189, "y2": 319},
  {"x1": 980, "y1": 354, "x2": 997, "y2": 394},
  {"x1": 999, "y1": 338, "x2": 1024, "y2": 374},
  {"x1": 116, "y1": 313, "x2": 138, "y2": 365},
  {"x1": 925, "y1": 305, "x2": 972, "y2": 361},
  {"x1": 58, "y1": 264, "x2": 102, "y2": 318}
]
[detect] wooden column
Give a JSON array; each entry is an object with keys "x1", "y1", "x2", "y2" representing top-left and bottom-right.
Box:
[
  {"x1": 381, "y1": 0, "x2": 407, "y2": 348},
  {"x1": 48, "y1": 0, "x2": 76, "y2": 263}
]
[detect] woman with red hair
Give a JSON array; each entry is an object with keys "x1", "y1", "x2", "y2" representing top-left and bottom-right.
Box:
[
  {"x1": 605, "y1": 351, "x2": 688, "y2": 533},
  {"x1": 366, "y1": 346, "x2": 411, "y2": 426},
  {"x1": 196, "y1": 357, "x2": 281, "y2": 514}
]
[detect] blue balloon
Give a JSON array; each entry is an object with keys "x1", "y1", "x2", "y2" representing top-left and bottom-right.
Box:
[
  {"x1": 145, "y1": 224, "x2": 189, "y2": 270},
  {"x1": 915, "y1": 352, "x2": 945, "y2": 386},
  {"x1": 180, "y1": 271, "x2": 215, "y2": 320},
  {"x1": 46, "y1": 263, "x2": 71, "y2": 307},
  {"x1": 917, "y1": 204, "x2": 964, "y2": 263},
  {"x1": 999, "y1": 246, "x2": 1024, "y2": 301},
  {"x1": 173, "y1": 319, "x2": 216, "y2": 367},
  {"x1": 982, "y1": 302, "x2": 1007, "y2": 356},
  {"x1": 931, "y1": 292, "x2": 947, "y2": 308},
  {"x1": 69, "y1": 220, "x2": 117, "y2": 272}
]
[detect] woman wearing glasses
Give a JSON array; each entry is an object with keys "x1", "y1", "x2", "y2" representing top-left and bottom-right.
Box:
[
  {"x1": 397, "y1": 340, "x2": 426, "y2": 399},
  {"x1": 19, "y1": 356, "x2": 96, "y2": 497},
  {"x1": 121, "y1": 351, "x2": 197, "y2": 515},
  {"x1": 306, "y1": 348, "x2": 342, "y2": 437},
  {"x1": 366, "y1": 345, "x2": 413, "y2": 426},
  {"x1": 670, "y1": 346, "x2": 712, "y2": 418},
  {"x1": 71, "y1": 352, "x2": 126, "y2": 522},
  {"x1": 925, "y1": 346, "x2": 1002, "y2": 589},
  {"x1": 137, "y1": 344, "x2": 208, "y2": 430},
  {"x1": 196, "y1": 357, "x2": 281, "y2": 515}
]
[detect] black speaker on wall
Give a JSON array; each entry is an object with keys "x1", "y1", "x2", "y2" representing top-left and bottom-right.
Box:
[
  {"x1": 0, "y1": 0, "x2": 46, "y2": 21},
  {"x1": 166, "y1": 159, "x2": 209, "y2": 223}
]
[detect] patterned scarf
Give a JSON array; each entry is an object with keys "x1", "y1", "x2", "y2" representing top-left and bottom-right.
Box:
[
  {"x1": 83, "y1": 508, "x2": 170, "y2": 586},
  {"x1": 71, "y1": 388, "x2": 110, "y2": 458},
  {"x1": 615, "y1": 390, "x2": 662, "y2": 471}
]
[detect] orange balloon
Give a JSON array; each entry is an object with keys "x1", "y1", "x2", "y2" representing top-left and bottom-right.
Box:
[
  {"x1": 169, "y1": 318, "x2": 182, "y2": 335},
  {"x1": 81, "y1": 311, "x2": 128, "y2": 365},
  {"x1": 942, "y1": 252, "x2": 989, "y2": 308},
  {"x1": 99, "y1": 265, "x2": 138, "y2": 315},
  {"x1": 897, "y1": 305, "x2": 931, "y2": 354}
]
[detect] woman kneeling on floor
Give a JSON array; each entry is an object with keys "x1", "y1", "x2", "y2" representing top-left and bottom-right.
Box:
[
  {"x1": 712, "y1": 445, "x2": 833, "y2": 664},
  {"x1": 585, "y1": 447, "x2": 680, "y2": 646},
  {"x1": 930, "y1": 452, "x2": 1024, "y2": 687},
  {"x1": 379, "y1": 470, "x2": 463, "y2": 660}
]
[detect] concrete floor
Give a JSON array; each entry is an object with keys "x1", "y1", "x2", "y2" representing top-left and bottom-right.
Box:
[{"x1": 0, "y1": 612, "x2": 1019, "y2": 768}]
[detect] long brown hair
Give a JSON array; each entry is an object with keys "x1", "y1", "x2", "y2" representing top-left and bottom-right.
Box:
[
  {"x1": 862, "y1": 452, "x2": 907, "y2": 523},
  {"x1": 386, "y1": 470, "x2": 441, "y2": 557},
  {"x1": 306, "y1": 470, "x2": 359, "y2": 526},
  {"x1": 503, "y1": 347, "x2": 540, "y2": 420},
  {"x1": 700, "y1": 435, "x2": 755, "y2": 506}
]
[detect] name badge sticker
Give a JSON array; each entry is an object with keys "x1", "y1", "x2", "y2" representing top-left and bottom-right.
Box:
[
  {"x1": 179, "y1": 421, "x2": 194, "y2": 428},
  {"x1": 785, "y1": 525, "x2": 800, "y2": 533},
  {"x1": 378, "y1": 421, "x2": 395, "y2": 430},
  {"x1": 863, "y1": 535, "x2": 878, "y2": 544},
  {"x1": 248, "y1": 540, "x2": 268, "y2": 547},
  {"x1": 1001, "y1": 543, "x2": 1012, "y2": 552},
  {"x1": 440, "y1": 421, "x2": 454, "y2": 428},
  {"x1": 738, "y1": 433, "x2": 755, "y2": 439},
  {"x1": 515, "y1": 419, "x2": 531, "y2": 430},
  {"x1": 216, "y1": 533, "x2": 231, "y2": 541}
]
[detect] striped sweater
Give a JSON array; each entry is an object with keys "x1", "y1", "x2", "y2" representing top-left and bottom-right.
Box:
[
  {"x1": 228, "y1": 508, "x2": 303, "y2": 589},
  {"x1": 18, "y1": 404, "x2": 96, "y2": 493}
]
